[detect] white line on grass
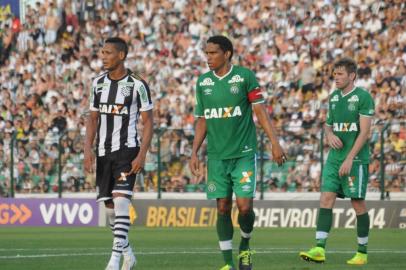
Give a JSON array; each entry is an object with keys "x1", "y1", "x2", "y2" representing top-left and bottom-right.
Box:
[{"x1": 1, "y1": 249, "x2": 406, "y2": 259}]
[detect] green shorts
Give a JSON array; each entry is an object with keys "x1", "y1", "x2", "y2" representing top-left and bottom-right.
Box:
[
  {"x1": 321, "y1": 160, "x2": 369, "y2": 199},
  {"x1": 206, "y1": 155, "x2": 256, "y2": 199}
]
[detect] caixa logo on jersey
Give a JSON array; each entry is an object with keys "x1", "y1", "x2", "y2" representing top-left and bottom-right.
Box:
[{"x1": 99, "y1": 103, "x2": 129, "y2": 115}]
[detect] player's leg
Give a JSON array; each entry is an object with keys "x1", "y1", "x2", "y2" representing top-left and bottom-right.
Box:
[
  {"x1": 217, "y1": 198, "x2": 235, "y2": 269},
  {"x1": 107, "y1": 148, "x2": 139, "y2": 270},
  {"x1": 344, "y1": 162, "x2": 369, "y2": 265},
  {"x1": 300, "y1": 162, "x2": 340, "y2": 263},
  {"x1": 207, "y1": 158, "x2": 235, "y2": 269},
  {"x1": 231, "y1": 155, "x2": 256, "y2": 270}
]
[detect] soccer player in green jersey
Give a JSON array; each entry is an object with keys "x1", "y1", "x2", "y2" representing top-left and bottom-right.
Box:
[
  {"x1": 300, "y1": 57, "x2": 375, "y2": 265},
  {"x1": 190, "y1": 35, "x2": 286, "y2": 270}
]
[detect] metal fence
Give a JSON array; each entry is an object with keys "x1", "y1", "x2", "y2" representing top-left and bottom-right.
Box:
[{"x1": 1, "y1": 121, "x2": 405, "y2": 199}]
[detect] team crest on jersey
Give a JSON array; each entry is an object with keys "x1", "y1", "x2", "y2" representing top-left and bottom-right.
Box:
[
  {"x1": 331, "y1": 95, "x2": 339, "y2": 102},
  {"x1": 120, "y1": 86, "x2": 132, "y2": 97},
  {"x1": 203, "y1": 88, "x2": 213, "y2": 95},
  {"x1": 348, "y1": 103, "x2": 356, "y2": 111},
  {"x1": 200, "y1": 78, "x2": 215, "y2": 86},
  {"x1": 228, "y1": 75, "x2": 244, "y2": 83},
  {"x1": 230, "y1": 85, "x2": 239, "y2": 94}
]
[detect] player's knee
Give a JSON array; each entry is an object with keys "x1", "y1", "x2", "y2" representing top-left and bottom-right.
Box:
[
  {"x1": 217, "y1": 204, "x2": 232, "y2": 215},
  {"x1": 104, "y1": 199, "x2": 114, "y2": 209},
  {"x1": 237, "y1": 205, "x2": 252, "y2": 215}
]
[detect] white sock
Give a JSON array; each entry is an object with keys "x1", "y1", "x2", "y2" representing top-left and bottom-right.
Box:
[{"x1": 110, "y1": 197, "x2": 131, "y2": 259}]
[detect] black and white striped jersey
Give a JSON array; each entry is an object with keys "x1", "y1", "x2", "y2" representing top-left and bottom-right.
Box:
[{"x1": 89, "y1": 70, "x2": 153, "y2": 157}]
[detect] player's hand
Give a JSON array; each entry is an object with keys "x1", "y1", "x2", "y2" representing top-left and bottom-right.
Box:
[
  {"x1": 84, "y1": 151, "x2": 95, "y2": 173},
  {"x1": 189, "y1": 153, "x2": 201, "y2": 176},
  {"x1": 339, "y1": 158, "x2": 353, "y2": 177},
  {"x1": 271, "y1": 142, "x2": 287, "y2": 166},
  {"x1": 128, "y1": 154, "x2": 146, "y2": 175},
  {"x1": 327, "y1": 133, "x2": 343, "y2": 149}
]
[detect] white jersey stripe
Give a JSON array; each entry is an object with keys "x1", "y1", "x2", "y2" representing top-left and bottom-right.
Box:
[
  {"x1": 111, "y1": 115, "x2": 122, "y2": 152},
  {"x1": 98, "y1": 114, "x2": 107, "y2": 156}
]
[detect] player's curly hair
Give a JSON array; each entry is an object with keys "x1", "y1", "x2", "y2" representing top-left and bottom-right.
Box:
[{"x1": 207, "y1": 35, "x2": 233, "y2": 60}]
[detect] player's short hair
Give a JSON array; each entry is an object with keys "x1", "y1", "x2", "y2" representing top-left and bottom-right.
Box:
[
  {"x1": 333, "y1": 57, "x2": 357, "y2": 76},
  {"x1": 207, "y1": 35, "x2": 233, "y2": 60},
  {"x1": 105, "y1": 37, "x2": 128, "y2": 59}
]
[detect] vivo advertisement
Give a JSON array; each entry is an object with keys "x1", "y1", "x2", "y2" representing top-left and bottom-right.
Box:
[{"x1": 0, "y1": 199, "x2": 98, "y2": 226}]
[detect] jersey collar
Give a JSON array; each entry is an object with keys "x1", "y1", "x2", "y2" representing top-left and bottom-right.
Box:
[
  {"x1": 341, "y1": 86, "x2": 356, "y2": 98},
  {"x1": 212, "y1": 65, "x2": 234, "y2": 80}
]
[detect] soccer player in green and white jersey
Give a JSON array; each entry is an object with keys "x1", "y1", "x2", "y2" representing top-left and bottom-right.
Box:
[
  {"x1": 189, "y1": 35, "x2": 286, "y2": 270},
  {"x1": 300, "y1": 57, "x2": 375, "y2": 265}
]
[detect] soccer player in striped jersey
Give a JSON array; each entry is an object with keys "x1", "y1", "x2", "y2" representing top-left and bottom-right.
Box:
[
  {"x1": 300, "y1": 57, "x2": 375, "y2": 265},
  {"x1": 84, "y1": 37, "x2": 153, "y2": 270},
  {"x1": 190, "y1": 35, "x2": 286, "y2": 270}
]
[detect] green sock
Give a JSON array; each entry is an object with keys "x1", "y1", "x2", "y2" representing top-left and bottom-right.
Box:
[
  {"x1": 217, "y1": 213, "x2": 234, "y2": 266},
  {"x1": 316, "y1": 208, "x2": 333, "y2": 248},
  {"x1": 357, "y1": 213, "x2": 369, "y2": 254},
  {"x1": 238, "y1": 210, "x2": 255, "y2": 251}
]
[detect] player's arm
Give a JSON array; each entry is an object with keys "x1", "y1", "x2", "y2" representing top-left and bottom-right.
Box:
[
  {"x1": 190, "y1": 117, "x2": 207, "y2": 176},
  {"x1": 129, "y1": 81, "x2": 154, "y2": 175},
  {"x1": 84, "y1": 111, "x2": 99, "y2": 173},
  {"x1": 338, "y1": 116, "x2": 372, "y2": 177},
  {"x1": 84, "y1": 83, "x2": 100, "y2": 173},
  {"x1": 129, "y1": 109, "x2": 153, "y2": 175},
  {"x1": 325, "y1": 124, "x2": 343, "y2": 149},
  {"x1": 252, "y1": 103, "x2": 286, "y2": 166}
]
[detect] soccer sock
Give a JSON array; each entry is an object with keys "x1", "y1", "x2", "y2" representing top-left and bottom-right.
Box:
[
  {"x1": 238, "y1": 210, "x2": 255, "y2": 251},
  {"x1": 108, "y1": 197, "x2": 131, "y2": 265},
  {"x1": 217, "y1": 213, "x2": 234, "y2": 267},
  {"x1": 315, "y1": 208, "x2": 333, "y2": 249},
  {"x1": 106, "y1": 207, "x2": 115, "y2": 233},
  {"x1": 356, "y1": 212, "x2": 369, "y2": 254}
]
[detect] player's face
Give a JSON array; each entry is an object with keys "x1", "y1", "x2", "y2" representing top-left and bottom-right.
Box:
[
  {"x1": 101, "y1": 43, "x2": 122, "y2": 71},
  {"x1": 333, "y1": 66, "x2": 355, "y2": 89},
  {"x1": 205, "y1": 43, "x2": 229, "y2": 70}
]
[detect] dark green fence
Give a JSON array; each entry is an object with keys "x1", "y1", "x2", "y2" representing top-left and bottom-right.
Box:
[{"x1": 1, "y1": 121, "x2": 405, "y2": 199}]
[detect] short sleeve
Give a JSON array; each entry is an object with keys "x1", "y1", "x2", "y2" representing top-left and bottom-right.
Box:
[
  {"x1": 246, "y1": 69, "x2": 264, "y2": 104},
  {"x1": 194, "y1": 80, "x2": 204, "y2": 117},
  {"x1": 137, "y1": 80, "x2": 153, "y2": 111},
  {"x1": 359, "y1": 91, "x2": 375, "y2": 117},
  {"x1": 326, "y1": 100, "x2": 333, "y2": 126},
  {"x1": 89, "y1": 81, "x2": 99, "y2": 111}
]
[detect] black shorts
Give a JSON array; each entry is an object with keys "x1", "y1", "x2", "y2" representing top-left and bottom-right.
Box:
[{"x1": 96, "y1": 147, "x2": 139, "y2": 202}]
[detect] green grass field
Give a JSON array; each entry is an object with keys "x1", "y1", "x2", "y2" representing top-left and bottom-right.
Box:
[{"x1": 0, "y1": 227, "x2": 405, "y2": 270}]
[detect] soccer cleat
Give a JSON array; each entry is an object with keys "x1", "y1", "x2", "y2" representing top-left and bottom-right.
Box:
[
  {"x1": 219, "y1": 265, "x2": 236, "y2": 270},
  {"x1": 238, "y1": 249, "x2": 255, "y2": 270},
  {"x1": 105, "y1": 263, "x2": 120, "y2": 270},
  {"x1": 347, "y1": 252, "x2": 367, "y2": 265},
  {"x1": 299, "y1": 247, "x2": 325, "y2": 263},
  {"x1": 122, "y1": 245, "x2": 137, "y2": 270}
]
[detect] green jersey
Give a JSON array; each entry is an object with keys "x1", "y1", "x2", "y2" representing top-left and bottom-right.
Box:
[
  {"x1": 194, "y1": 65, "x2": 264, "y2": 160},
  {"x1": 326, "y1": 87, "x2": 375, "y2": 164}
]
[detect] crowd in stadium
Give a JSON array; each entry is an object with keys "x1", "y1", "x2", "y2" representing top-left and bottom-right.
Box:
[{"x1": 0, "y1": 0, "x2": 405, "y2": 196}]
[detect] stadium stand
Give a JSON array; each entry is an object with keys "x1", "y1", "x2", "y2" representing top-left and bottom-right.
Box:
[{"x1": 0, "y1": 0, "x2": 405, "y2": 195}]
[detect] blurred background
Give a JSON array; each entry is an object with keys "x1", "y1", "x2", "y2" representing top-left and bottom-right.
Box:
[{"x1": 0, "y1": 0, "x2": 405, "y2": 198}]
